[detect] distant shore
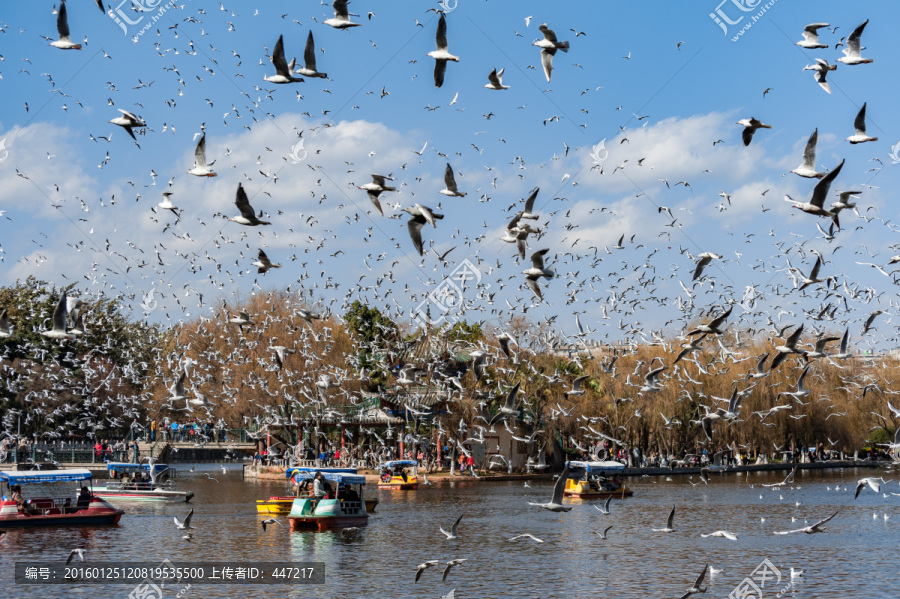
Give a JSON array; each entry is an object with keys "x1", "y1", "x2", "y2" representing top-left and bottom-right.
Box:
[{"x1": 241, "y1": 459, "x2": 887, "y2": 483}]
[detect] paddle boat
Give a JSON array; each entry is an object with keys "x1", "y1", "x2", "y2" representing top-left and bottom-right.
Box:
[
  {"x1": 90, "y1": 462, "x2": 194, "y2": 503},
  {"x1": 269, "y1": 467, "x2": 378, "y2": 515},
  {"x1": 563, "y1": 461, "x2": 633, "y2": 498},
  {"x1": 0, "y1": 468, "x2": 123, "y2": 528},
  {"x1": 378, "y1": 459, "x2": 419, "y2": 490},
  {"x1": 287, "y1": 470, "x2": 368, "y2": 531}
]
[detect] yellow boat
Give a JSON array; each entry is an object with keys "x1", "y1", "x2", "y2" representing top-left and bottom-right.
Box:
[
  {"x1": 257, "y1": 496, "x2": 296, "y2": 515},
  {"x1": 563, "y1": 461, "x2": 633, "y2": 498},
  {"x1": 377, "y1": 460, "x2": 419, "y2": 490}
]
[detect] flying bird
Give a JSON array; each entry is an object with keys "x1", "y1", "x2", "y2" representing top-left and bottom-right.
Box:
[
  {"x1": 324, "y1": 0, "x2": 361, "y2": 29},
  {"x1": 527, "y1": 467, "x2": 572, "y2": 512},
  {"x1": 847, "y1": 103, "x2": 878, "y2": 144},
  {"x1": 51, "y1": 1, "x2": 81, "y2": 49},
  {"x1": 263, "y1": 35, "x2": 304, "y2": 84},
  {"x1": 230, "y1": 183, "x2": 271, "y2": 226},
  {"x1": 533, "y1": 23, "x2": 569, "y2": 82},
  {"x1": 187, "y1": 133, "x2": 217, "y2": 177},
  {"x1": 737, "y1": 117, "x2": 771, "y2": 146},
  {"x1": 428, "y1": 13, "x2": 459, "y2": 88}
]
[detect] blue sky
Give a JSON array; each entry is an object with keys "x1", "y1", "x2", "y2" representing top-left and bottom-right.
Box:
[{"x1": 0, "y1": 0, "x2": 898, "y2": 350}]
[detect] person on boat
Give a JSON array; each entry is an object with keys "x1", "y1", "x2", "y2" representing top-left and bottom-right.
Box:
[
  {"x1": 312, "y1": 472, "x2": 326, "y2": 498},
  {"x1": 381, "y1": 467, "x2": 392, "y2": 483},
  {"x1": 399, "y1": 468, "x2": 408, "y2": 483},
  {"x1": 76, "y1": 486, "x2": 92, "y2": 511},
  {"x1": 342, "y1": 485, "x2": 359, "y2": 503},
  {"x1": 10, "y1": 485, "x2": 26, "y2": 511}
]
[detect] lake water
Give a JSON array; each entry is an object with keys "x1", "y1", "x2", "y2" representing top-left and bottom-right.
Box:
[{"x1": 2, "y1": 464, "x2": 898, "y2": 598}]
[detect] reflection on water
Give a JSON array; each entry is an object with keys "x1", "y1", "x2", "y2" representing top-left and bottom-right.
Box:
[{"x1": 2, "y1": 464, "x2": 899, "y2": 598}]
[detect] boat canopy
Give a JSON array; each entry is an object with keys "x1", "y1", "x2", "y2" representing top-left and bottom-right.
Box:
[
  {"x1": 289, "y1": 470, "x2": 367, "y2": 485},
  {"x1": 566, "y1": 461, "x2": 626, "y2": 474},
  {"x1": 285, "y1": 467, "x2": 358, "y2": 479},
  {"x1": 107, "y1": 462, "x2": 168, "y2": 474},
  {"x1": 379, "y1": 460, "x2": 418, "y2": 468},
  {"x1": 0, "y1": 468, "x2": 93, "y2": 485}
]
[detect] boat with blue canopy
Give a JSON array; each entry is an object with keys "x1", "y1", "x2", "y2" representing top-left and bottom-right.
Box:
[
  {"x1": 90, "y1": 462, "x2": 194, "y2": 503},
  {"x1": 377, "y1": 459, "x2": 419, "y2": 490},
  {"x1": 564, "y1": 461, "x2": 633, "y2": 498},
  {"x1": 287, "y1": 470, "x2": 369, "y2": 531},
  {"x1": 270, "y1": 467, "x2": 377, "y2": 515},
  {"x1": 0, "y1": 469, "x2": 123, "y2": 528}
]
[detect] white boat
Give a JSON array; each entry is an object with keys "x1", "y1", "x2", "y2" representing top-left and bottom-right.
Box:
[{"x1": 90, "y1": 462, "x2": 194, "y2": 503}]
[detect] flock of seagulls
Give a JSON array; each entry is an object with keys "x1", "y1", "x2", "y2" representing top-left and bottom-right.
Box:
[{"x1": 1, "y1": 3, "x2": 898, "y2": 597}]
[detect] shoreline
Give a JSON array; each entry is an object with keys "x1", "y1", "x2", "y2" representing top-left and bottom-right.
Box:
[{"x1": 240, "y1": 459, "x2": 887, "y2": 483}]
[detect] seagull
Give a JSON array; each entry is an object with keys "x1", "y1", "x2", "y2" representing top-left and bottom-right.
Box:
[
  {"x1": 41, "y1": 290, "x2": 72, "y2": 340},
  {"x1": 686, "y1": 306, "x2": 732, "y2": 336},
  {"x1": 296, "y1": 31, "x2": 327, "y2": 78},
  {"x1": 791, "y1": 129, "x2": 825, "y2": 178},
  {"x1": 523, "y1": 249, "x2": 555, "y2": 301},
  {"x1": 440, "y1": 514, "x2": 463, "y2": 539},
  {"x1": 230, "y1": 183, "x2": 271, "y2": 226},
  {"x1": 66, "y1": 548, "x2": 85, "y2": 565},
  {"x1": 700, "y1": 530, "x2": 739, "y2": 540},
  {"x1": 187, "y1": 133, "x2": 217, "y2": 177},
  {"x1": 439, "y1": 163, "x2": 466, "y2": 197},
  {"x1": 774, "y1": 510, "x2": 839, "y2": 534},
  {"x1": 168, "y1": 371, "x2": 188, "y2": 402},
  {"x1": 563, "y1": 375, "x2": 590, "y2": 399},
  {"x1": 533, "y1": 23, "x2": 569, "y2": 82},
  {"x1": 252, "y1": 249, "x2": 281, "y2": 273},
  {"x1": 770, "y1": 325, "x2": 808, "y2": 371},
  {"x1": 51, "y1": 1, "x2": 81, "y2": 49},
  {"x1": 593, "y1": 496, "x2": 612, "y2": 514},
  {"x1": 497, "y1": 332, "x2": 516, "y2": 360},
  {"x1": 527, "y1": 467, "x2": 572, "y2": 512},
  {"x1": 803, "y1": 59, "x2": 836, "y2": 94},
  {"x1": 264, "y1": 35, "x2": 304, "y2": 84},
  {"x1": 109, "y1": 109, "x2": 145, "y2": 141},
  {"x1": 680, "y1": 564, "x2": 709, "y2": 599},
  {"x1": 847, "y1": 103, "x2": 878, "y2": 144},
  {"x1": 403, "y1": 204, "x2": 444, "y2": 256},
  {"x1": 692, "y1": 252, "x2": 722, "y2": 281},
  {"x1": 747, "y1": 353, "x2": 770, "y2": 379},
  {"x1": 0, "y1": 309, "x2": 11, "y2": 338},
  {"x1": 156, "y1": 191, "x2": 179, "y2": 216},
  {"x1": 358, "y1": 174, "x2": 396, "y2": 216},
  {"x1": 520, "y1": 188, "x2": 540, "y2": 220},
  {"x1": 652, "y1": 506, "x2": 676, "y2": 532},
  {"x1": 831, "y1": 190, "x2": 861, "y2": 214},
  {"x1": 737, "y1": 118, "x2": 771, "y2": 146},
  {"x1": 796, "y1": 23, "x2": 830, "y2": 48},
  {"x1": 324, "y1": 0, "x2": 361, "y2": 29},
  {"x1": 174, "y1": 508, "x2": 194, "y2": 530},
  {"x1": 484, "y1": 68, "x2": 509, "y2": 90},
  {"x1": 508, "y1": 533, "x2": 544, "y2": 543},
  {"x1": 428, "y1": 13, "x2": 458, "y2": 88},
  {"x1": 836, "y1": 20, "x2": 873, "y2": 65},
  {"x1": 855, "y1": 477, "x2": 885, "y2": 499},
  {"x1": 415, "y1": 560, "x2": 440, "y2": 583},
  {"x1": 442, "y1": 559, "x2": 467, "y2": 582},
  {"x1": 784, "y1": 160, "x2": 844, "y2": 228},
  {"x1": 489, "y1": 382, "x2": 520, "y2": 425},
  {"x1": 595, "y1": 525, "x2": 613, "y2": 539},
  {"x1": 260, "y1": 518, "x2": 281, "y2": 531}
]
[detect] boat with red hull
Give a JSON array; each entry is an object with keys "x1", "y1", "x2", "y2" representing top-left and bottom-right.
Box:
[
  {"x1": 287, "y1": 470, "x2": 368, "y2": 531},
  {"x1": 0, "y1": 469, "x2": 124, "y2": 528}
]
